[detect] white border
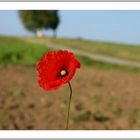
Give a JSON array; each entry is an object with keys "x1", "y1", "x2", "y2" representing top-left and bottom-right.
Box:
[
  {"x1": 0, "y1": 1, "x2": 140, "y2": 138},
  {"x1": 0, "y1": 2, "x2": 140, "y2": 10},
  {"x1": 0, "y1": 130, "x2": 139, "y2": 138}
]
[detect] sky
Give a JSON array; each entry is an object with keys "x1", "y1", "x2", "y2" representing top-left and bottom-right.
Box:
[{"x1": 0, "y1": 10, "x2": 140, "y2": 45}]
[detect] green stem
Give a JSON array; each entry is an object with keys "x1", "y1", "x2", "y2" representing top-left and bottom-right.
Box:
[{"x1": 66, "y1": 82, "x2": 72, "y2": 130}]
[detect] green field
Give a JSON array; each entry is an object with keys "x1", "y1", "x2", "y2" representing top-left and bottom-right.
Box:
[
  {"x1": 0, "y1": 36, "x2": 140, "y2": 73},
  {"x1": 44, "y1": 37, "x2": 140, "y2": 62},
  {"x1": 0, "y1": 36, "x2": 50, "y2": 65},
  {"x1": 77, "y1": 55, "x2": 140, "y2": 73}
]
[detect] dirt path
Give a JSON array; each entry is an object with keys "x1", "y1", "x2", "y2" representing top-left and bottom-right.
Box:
[{"x1": 45, "y1": 42, "x2": 140, "y2": 68}]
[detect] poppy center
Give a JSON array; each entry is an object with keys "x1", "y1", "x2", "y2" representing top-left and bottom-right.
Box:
[{"x1": 60, "y1": 69, "x2": 67, "y2": 76}]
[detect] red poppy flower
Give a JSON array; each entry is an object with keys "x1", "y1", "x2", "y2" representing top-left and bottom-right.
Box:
[{"x1": 37, "y1": 50, "x2": 80, "y2": 90}]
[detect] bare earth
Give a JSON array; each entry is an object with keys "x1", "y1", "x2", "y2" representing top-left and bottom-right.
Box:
[{"x1": 0, "y1": 64, "x2": 140, "y2": 130}]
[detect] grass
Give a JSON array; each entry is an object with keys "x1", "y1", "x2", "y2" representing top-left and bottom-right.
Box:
[
  {"x1": 8, "y1": 88, "x2": 24, "y2": 97},
  {"x1": 0, "y1": 36, "x2": 140, "y2": 73},
  {"x1": 72, "y1": 111, "x2": 91, "y2": 122},
  {"x1": 93, "y1": 112, "x2": 110, "y2": 122},
  {"x1": 72, "y1": 111, "x2": 110, "y2": 123},
  {"x1": 0, "y1": 36, "x2": 50, "y2": 65},
  {"x1": 129, "y1": 109, "x2": 140, "y2": 125},
  {"x1": 44, "y1": 37, "x2": 140, "y2": 62},
  {"x1": 113, "y1": 107, "x2": 123, "y2": 117},
  {"x1": 92, "y1": 95, "x2": 101, "y2": 104},
  {"x1": 78, "y1": 55, "x2": 140, "y2": 73}
]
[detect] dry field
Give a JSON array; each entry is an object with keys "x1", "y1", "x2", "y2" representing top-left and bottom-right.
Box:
[{"x1": 0, "y1": 64, "x2": 140, "y2": 130}]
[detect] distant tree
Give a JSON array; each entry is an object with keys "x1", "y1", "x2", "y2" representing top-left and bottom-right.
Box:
[
  {"x1": 48, "y1": 11, "x2": 60, "y2": 38},
  {"x1": 19, "y1": 10, "x2": 60, "y2": 38}
]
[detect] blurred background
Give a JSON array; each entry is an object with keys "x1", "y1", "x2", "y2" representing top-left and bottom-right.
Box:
[{"x1": 0, "y1": 10, "x2": 140, "y2": 130}]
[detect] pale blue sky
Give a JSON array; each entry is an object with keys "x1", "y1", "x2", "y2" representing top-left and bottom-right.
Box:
[{"x1": 0, "y1": 10, "x2": 140, "y2": 45}]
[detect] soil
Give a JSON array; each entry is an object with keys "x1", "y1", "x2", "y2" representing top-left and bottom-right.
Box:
[{"x1": 0, "y1": 64, "x2": 140, "y2": 130}]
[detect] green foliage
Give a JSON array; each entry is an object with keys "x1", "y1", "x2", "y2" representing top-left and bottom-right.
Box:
[
  {"x1": 78, "y1": 55, "x2": 140, "y2": 73},
  {"x1": 19, "y1": 10, "x2": 60, "y2": 36},
  {"x1": 0, "y1": 36, "x2": 50, "y2": 65},
  {"x1": 72, "y1": 111, "x2": 91, "y2": 122},
  {"x1": 92, "y1": 95, "x2": 101, "y2": 104},
  {"x1": 1, "y1": 36, "x2": 140, "y2": 73},
  {"x1": 129, "y1": 109, "x2": 140, "y2": 124},
  {"x1": 8, "y1": 89, "x2": 24, "y2": 97},
  {"x1": 49, "y1": 11, "x2": 60, "y2": 38},
  {"x1": 93, "y1": 112, "x2": 110, "y2": 122},
  {"x1": 45, "y1": 37, "x2": 140, "y2": 62},
  {"x1": 49, "y1": 11, "x2": 60, "y2": 30},
  {"x1": 113, "y1": 107, "x2": 123, "y2": 117}
]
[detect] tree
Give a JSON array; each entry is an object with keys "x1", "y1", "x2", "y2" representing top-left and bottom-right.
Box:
[
  {"x1": 19, "y1": 10, "x2": 60, "y2": 38},
  {"x1": 48, "y1": 11, "x2": 60, "y2": 38}
]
